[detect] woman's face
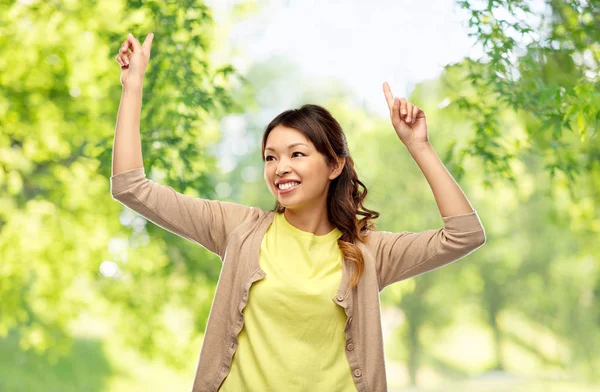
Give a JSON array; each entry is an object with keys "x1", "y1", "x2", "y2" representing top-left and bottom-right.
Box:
[{"x1": 264, "y1": 125, "x2": 339, "y2": 210}]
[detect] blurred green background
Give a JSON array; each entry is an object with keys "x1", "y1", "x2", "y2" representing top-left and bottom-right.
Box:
[{"x1": 1, "y1": 0, "x2": 598, "y2": 391}]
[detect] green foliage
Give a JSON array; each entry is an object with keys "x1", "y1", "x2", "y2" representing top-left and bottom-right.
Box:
[
  {"x1": 0, "y1": 0, "x2": 248, "y2": 367},
  {"x1": 453, "y1": 0, "x2": 599, "y2": 187}
]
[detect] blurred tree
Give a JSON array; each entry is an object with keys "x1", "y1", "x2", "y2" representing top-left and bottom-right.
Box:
[
  {"x1": 451, "y1": 0, "x2": 600, "y2": 380},
  {"x1": 451, "y1": 0, "x2": 599, "y2": 188},
  {"x1": 407, "y1": 62, "x2": 599, "y2": 380},
  {"x1": 0, "y1": 0, "x2": 254, "y2": 368}
]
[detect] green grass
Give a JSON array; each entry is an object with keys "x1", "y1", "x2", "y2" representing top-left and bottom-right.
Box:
[
  {"x1": 389, "y1": 376, "x2": 600, "y2": 392},
  {"x1": 0, "y1": 325, "x2": 195, "y2": 392},
  {"x1": 1, "y1": 310, "x2": 597, "y2": 391},
  {"x1": 0, "y1": 332, "x2": 112, "y2": 392}
]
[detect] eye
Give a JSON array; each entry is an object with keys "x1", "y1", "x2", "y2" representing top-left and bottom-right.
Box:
[{"x1": 265, "y1": 152, "x2": 304, "y2": 161}]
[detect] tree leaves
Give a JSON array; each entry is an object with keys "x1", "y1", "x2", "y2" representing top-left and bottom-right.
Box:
[
  {"x1": 455, "y1": 0, "x2": 599, "y2": 190},
  {"x1": 0, "y1": 0, "x2": 244, "y2": 365}
]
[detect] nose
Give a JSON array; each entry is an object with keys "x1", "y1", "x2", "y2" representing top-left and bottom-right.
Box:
[{"x1": 276, "y1": 160, "x2": 290, "y2": 176}]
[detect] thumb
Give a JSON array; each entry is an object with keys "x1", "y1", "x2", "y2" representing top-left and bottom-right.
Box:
[
  {"x1": 142, "y1": 32, "x2": 154, "y2": 51},
  {"x1": 128, "y1": 33, "x2": 142, "y2": 52}
]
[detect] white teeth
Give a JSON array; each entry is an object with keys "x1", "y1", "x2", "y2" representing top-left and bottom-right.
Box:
[{"x1": 278, "y1": 182, "x2": 300, "y2": 190}]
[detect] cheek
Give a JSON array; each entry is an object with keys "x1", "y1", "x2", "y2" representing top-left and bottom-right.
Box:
[
  {"x1": 265, "y1": 167, "x2": 277, "y2": 188},
  {"x1": 264, "y1": 164, "x2": 272, "y2": 177}
]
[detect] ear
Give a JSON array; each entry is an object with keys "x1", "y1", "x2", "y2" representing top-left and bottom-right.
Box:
[{"x1": 329, "y1": 156, "x2": 346, "y2": 181}]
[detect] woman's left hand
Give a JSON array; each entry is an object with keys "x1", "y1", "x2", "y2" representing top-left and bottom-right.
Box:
[{"x1": 382, "y1": 82, "x2": 429, "y2": 149}]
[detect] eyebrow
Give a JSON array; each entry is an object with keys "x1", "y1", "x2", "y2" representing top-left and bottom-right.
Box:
[{"x1": 264, "y1": 143, "x2": 309, "y2": 152}]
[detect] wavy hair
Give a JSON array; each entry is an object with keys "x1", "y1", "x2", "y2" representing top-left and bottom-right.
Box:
[{"x1": 260, "y1": 104, "x2": 380, "y2": 288}]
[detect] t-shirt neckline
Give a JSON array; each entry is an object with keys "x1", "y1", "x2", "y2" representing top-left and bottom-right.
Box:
[{"x1": 276, "y1": 212, "x2": 342, "y2": 242}]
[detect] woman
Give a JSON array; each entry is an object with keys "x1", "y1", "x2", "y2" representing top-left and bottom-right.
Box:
[{"x1": 112, "y1": 33, "x2": 486, "y2": 392}]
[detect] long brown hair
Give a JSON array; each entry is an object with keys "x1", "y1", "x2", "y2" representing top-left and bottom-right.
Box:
[{"x1": 261, "y1": 104, "x2": 380, "y2": 288}]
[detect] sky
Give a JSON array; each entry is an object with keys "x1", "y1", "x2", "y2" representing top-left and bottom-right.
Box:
[
  {"x1": 201, "y1": 0, "x2": 547, "y2": 184},
  {"x1": 206, "y1": 0, "x2": 484, "y2": 118}
]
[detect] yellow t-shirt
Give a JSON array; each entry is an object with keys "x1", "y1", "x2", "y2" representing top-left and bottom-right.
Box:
[{"x1": 219, "y1": 211, "x2": 357, "y2": 391}]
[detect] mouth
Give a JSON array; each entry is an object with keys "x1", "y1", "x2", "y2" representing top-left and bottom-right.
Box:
[{"x1": 276, "y1": 182, "x2": 301, "y2": 194}]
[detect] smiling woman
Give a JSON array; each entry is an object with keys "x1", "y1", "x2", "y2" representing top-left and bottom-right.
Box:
[
  {"x1": 260, "y1": 104, "x2": 381, "y2": 287},
  {"x1": 217, "y1": 104, "x2": 384, "y2": 392}
]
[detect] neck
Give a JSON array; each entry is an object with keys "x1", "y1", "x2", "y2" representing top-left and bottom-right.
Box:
[{"x1": 283, "y1": 207, "x2": 334, "y2": 236}]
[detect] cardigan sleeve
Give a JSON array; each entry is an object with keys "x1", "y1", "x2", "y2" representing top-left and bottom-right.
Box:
[
  {"x1": 110, "y1": 167, "x2": 256, "y2": 259},
  {"x1": 368, "y1": 210, "x2": 486, "y2": 290}
]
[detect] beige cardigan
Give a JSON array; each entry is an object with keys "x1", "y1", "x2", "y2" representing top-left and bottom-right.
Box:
[{"x1": 110, "y1": 167, "x2": 486, "y2": 392}]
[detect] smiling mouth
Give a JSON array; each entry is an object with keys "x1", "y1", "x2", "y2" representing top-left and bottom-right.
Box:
[{"x1": 277, "y1": 182, "x2": 301, "y2": 192}]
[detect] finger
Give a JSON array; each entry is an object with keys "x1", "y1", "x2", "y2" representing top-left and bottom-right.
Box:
[
  {"x1": 382, "y1": 82, "x2": 394, "y2": 110},
  {"x1": 405, "y1": 102, "x2": 414, "y2": 123},
  {"x1": 118, "y1": 59, "x2": 127, "y2": 68},
  {"x1": 120, "y1": 40, "x2": 130, "y2": 54},
  {"x1": 412, "y1": 105, "x2": 420, "y2": 124},
  {"x1": 128, "y1": 33, "x2": 142, "y2": 52},
  {"x1": 142, "y1": 32, "x2": 154, "y2": 51},
  {"x1": 116, "y1": 54, "x2": 126, "y2": 67},
  {"x1": 116, "y1": 50, "x2": 129, "y2": 66},
  {"x1": 391, "y1": 96, "x2": 399, "y2": 123},
  {"x1": 399, "y1": 98, "x2": 408, "y2": 119}
]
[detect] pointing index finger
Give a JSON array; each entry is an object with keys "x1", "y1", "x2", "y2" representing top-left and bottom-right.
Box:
[
  {"x1": 142, "y1": 33, "x2": 154, "y2": 50},
  {"x1": 382, "y1": 82, "x2": 394, "y2": 110}
]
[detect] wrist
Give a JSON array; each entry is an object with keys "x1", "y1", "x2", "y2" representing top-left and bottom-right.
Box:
[
  {"x1": 406, "y1": 141, "x2": 432, "y2": 155},
  {"x1": 122, "y1": 82, "x2": 144, "y2": 92}
]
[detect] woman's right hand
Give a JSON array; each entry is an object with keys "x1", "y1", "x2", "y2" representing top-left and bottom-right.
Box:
[{"x1": 116, "y1": 33, "x2": 154, "y2": 88}]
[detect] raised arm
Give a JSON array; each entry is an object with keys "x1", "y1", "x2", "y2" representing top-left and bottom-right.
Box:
[
  {"x1": 382, "y1": 81, "x2": 475, "y2": 217},
  {"x1": 112, "y1": 33, "x2": 154, "y2": 175},
  {"x1": 110, "y1": 33, "x2": 256, "y2": 258},
  {"x1": 370, "y1": 83, "x2": 486, "y2": 289}
]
